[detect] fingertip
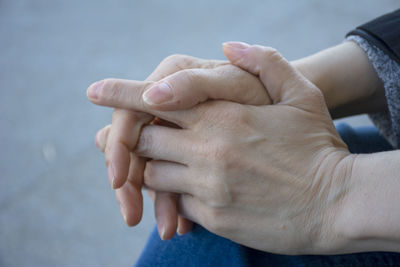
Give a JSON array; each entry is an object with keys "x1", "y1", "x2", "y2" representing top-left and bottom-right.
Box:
[
  {"x1": 122, "y1": 210, "x2": 130, "y2": 226},
  {"x1": 121, "y1": 202, "x2": 143, "y2": 227},
  {"x1": 121, "y1": 206, "x2": 141, "y2": 227},
  {"x1": 108, "y1": 162, "x2": 127, "y2": 190},
  {"x1": 155, "y1": 192, "x2": 179, "y2": 240},
  {"x1": 112, "y1": 176, "x2": 123, "y2": 189},
  {"x1": 94, "y1": 130, "x2": 101, "y2": 149},
  {"x1": 177, "y1": 217, "x2": 193, "y2": 235},
  {"x1": 107, "y1": 164, "x2": 115, "y2": 189},
  {"x1": 95, "y1": 130, "x2": 105, "y2": 152},
  {"x1": 158, "y1": 221, "x2": 177, "y2": 240},
  {"x1": 95, "y1": 125, "x2": 111, "y2": 152},
  {"x1": 222, "y1": 41, "x2": 250, "y2": 64},
  {"x1": 87, "y1": 80, "x2": 104, "y2": 100},
  {"x1": 223, "y1": 42, "x2": 265, "y2": 76},
  {"x1": 160, "y1": 224, "x2": 167, "y2": 240},
  {"x1": 222, "y1": 41, "x2": 250, "y2": 49},
  {"x1": 156, "y1": 215, "x2": 175, "y2": 240},
  {"x1": 116, "y1": 184, "x2": 144, "y2": 227},
  {"x1": 125, "y1": 214, "x2": 141, "y2": 227},
  {"x1": 108, "y1": 145, "x2": 131, "y2": 189}
]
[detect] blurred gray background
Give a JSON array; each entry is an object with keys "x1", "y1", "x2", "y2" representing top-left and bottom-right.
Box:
[{"x1": 0, "y1": 0, "x2": 398, "y2": 266}]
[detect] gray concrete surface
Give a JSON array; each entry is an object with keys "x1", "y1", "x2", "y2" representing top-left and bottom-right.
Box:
[{"x1": 0, "y1": 0, "x2": 398, "y2": 266}]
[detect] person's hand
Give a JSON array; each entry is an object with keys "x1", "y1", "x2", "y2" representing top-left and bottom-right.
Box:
[
  {"x1": 88, "y1": 52, "x2": 271, "y2": 239},
  {"x1": 127, "y1": 42, "x2": 355, "y2": 254},
  {"x1": 91, "y1": 55, "x2": 227, "y2": 236}
]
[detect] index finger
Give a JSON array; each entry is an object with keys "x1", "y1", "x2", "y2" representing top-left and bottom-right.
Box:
[
  {"x1": 88, "y1": 78, "x2": 197, "y2": 128},
  {"x1": 97, "y1": 56, "x2": 212, "y2": 190}
]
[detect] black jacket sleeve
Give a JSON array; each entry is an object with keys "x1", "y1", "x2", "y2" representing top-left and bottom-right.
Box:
[{"x1": 346, "y1": 9, "x2": 400, "y2": 64}]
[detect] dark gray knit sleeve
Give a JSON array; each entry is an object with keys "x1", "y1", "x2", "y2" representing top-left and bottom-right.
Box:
[{"x1": 346, "y1": 35, "x2": 400, "y2": 148}]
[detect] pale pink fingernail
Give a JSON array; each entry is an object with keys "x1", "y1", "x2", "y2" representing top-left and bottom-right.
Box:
[
  {"x1": 222, "y1": 42, "x2": 251, "y2": 63},
  {"x1": 94, "y1": 131, "x2": 100, "y2": 147},
  {"x1": 142, "y1": 82, "x2": 173, "y2": 105},
  {"x1": 107, "y1": 163, "x2": 116, "y2": 189},
  {"x1": 120, "y1": 206, "x2": 128, "y2": 225},
  {"x1": 157, "y1": 222, "x2": 167, "y2": 240},
  {"x1": 222, "y1": 41, "x2": 250, "y2": 50},
  {"x1": 123, "y1": 212, "x2": 128, "y2": 224},
  {"x1": 94, "y1": 130, "x2": 103, "y2": 151},
  {"x1": 161, "y1": 226, "x2": 166, "y2": 240},
  {"x1": 87, "y1": 80, "x2": 104, "y2": 99},
  {"x1": 177, "y1": 223, "x2": 184, "y2": 236}
]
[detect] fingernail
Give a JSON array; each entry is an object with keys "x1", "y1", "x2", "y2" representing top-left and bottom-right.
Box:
[
  {"x1": 161, "y1": 226, "x2": 166, "y2": 240},
  {"x1": 143, "y1": 82, "x2": 173, "y2": 105},
  {"x1": 95, "y1": 130, "x2": 106, "y2": 152},
  {"x1": 158, "y1": 223, "x2": 166, "y2": 240},
  {"x1": 94, "y1": 131, "x2": 100, "y2": 147},
  {"x1": 222, "y1": 41, "x2": 250, "y2": 50},
  {"x1": 107, "y1": 163, "x2": 116, "y2": 189},
  {"x1": 123, "y1": 213, "x2": 128, "y2": 225},
  {"x1": 120, "y1": 206, "x2": 128, "y2": 225},
  {"x1": 177, "y1": 224, "x2": 184, "y2": 236},
  {"x1": 87, "y1": 80, "x2": 103, "y2": 99},
  {"x1": 94, "y1": 130, "x2": 102, "y2": 150}
]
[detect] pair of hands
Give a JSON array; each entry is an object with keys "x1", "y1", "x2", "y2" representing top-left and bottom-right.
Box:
[
  {"x1": 90, "y1": 42, "x2": 271, "y2": 239},
  {"x1": 88, "y1": 42, "x2": 354, "y2": 254}
]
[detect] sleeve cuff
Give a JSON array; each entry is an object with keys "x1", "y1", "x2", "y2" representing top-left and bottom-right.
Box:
[
  {"x1": 346, "y1": 35, "x2": 400, "y2": 148},
  {"x1": 346, "y1": 9, "x2": 400, "y2": 65}
]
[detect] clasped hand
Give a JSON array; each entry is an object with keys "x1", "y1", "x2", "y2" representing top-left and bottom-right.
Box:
[{"x1": 88, "y1": 42, "x2": 354, "y2": 254}]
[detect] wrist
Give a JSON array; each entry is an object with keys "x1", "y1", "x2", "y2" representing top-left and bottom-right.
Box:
[
  {"x1": 292, "y1": 41, "x2": 385, "y2": 118},
  {"x1": 330, "y1": 152, "x2": 400, "y2": 253},
  {"x1": 312, "y1": 152, "x2": 357, "y2": 254},
  {"x1": 292, "y1": 50, "x2": 341, "y2": 110},
  {"x1": 292, "y1": 58, "x2": 333, "y2": 107}
]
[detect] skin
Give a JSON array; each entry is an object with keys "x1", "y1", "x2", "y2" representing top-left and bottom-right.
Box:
[
  {"x1": 89, "y1": 43, "x2": 356, "y2": 254},
  {"x1": 292, "y1": 41, "x2": 386, "y2": 118},
  {"x1": 131, "y1": 44, "x2": 354, "y2": 254},
  {"x1": 88, "y1": 42, "x2": 400, "y2": 253},
  {"x1": 89, "y1": 51, "x2": 272, "y2": 239},
  {"x1": 90, "y1": 40, "x2": 385, "y2": 240}
]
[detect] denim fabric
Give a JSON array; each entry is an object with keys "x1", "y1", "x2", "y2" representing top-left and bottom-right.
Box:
[{"x1": 135, "y1": 123, "x2": 400, "y2": 267}]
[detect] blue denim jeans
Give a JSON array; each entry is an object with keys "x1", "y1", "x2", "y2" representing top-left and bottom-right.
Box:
[{"x1": 135, "y1": 123, "x2": 400, "y2": 267}]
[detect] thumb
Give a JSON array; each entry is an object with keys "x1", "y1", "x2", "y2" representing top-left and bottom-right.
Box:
[
  {"x1": 142, "y1": 65, "x2": 270, "y2": 111},
  {"x1": 223, "y1": 41, "x2": 322, "y2": 107}
]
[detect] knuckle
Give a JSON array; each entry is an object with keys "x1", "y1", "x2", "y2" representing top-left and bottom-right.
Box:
[
  {"x1": 308, "y1": 85, "x2": 325, "y2": 102},
  {"x1": 163, "y1": 54, "x2": 194, "y2": 70},
  {"x1": 206, "y1": 181, "x2": 232, "y2": 207},
  {"x1": 104, "y1": 152, "x2": 111, "y2": 167},
  {"x1": 198, "y1": 137, "x2": 232, "y2": 164},
  {"x1": 177, "y1": 68, "x2": 198, "y2": 88},
  {"x1": 229, "y1": 105, "x2": 251, "y2": 125},
  {"x1": 121, "y1": 109, "x2": 150, "y2": 125},
  {"x1": 204, "y1": 208, "x2": 226, "y2": 233},
  {"x1": 261, "y1": 47, "x2": 282, "y2": 63},
  {"x1": 126, "y1": 111, "x2": 141, "y2": 123},
  {"x1": 212, "y1": 141, "x2": 232, "y2": 163},
  {"x1": 163, "y1": 54, "x2": 184, "y2": 63},
  {"x1": 143, "y1": 161, "x2": 156, "y2": 187},
  {"x1": 212, "y1": 105, "x2": 252, "y2": 133},
  {"x1": 101, "y1": 78, "x2": 121, "y2": 101},
  {"x1": 199, "y1": 134, "x2": 239, "y2": 171},
  {"x1": 136, "y1": 127, "x2": 154, "y2": 155},
  {"x1": 206, "y1": 167, "x2": 235, "y2": 207},
  {"x1": 202, "y1": 103, "x2": 248, "y2": 127},
  {"x1": 251, "y1": 46, "x2": 286, "y2": 69},
  {"x1": 300, "y1": 80, "x2": 326, "y2": 109}
]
